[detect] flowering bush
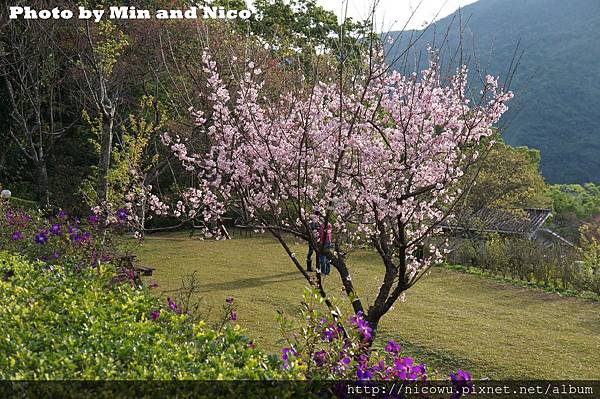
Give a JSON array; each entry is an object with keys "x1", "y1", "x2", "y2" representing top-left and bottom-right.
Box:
[
  {"x1": 278, "y1": 289, "x2": 470, "y2": 385},
  {"x1": 0, "y1": 202, "x2": 132, "y2": 269},
  {"x1": 0, "y1": 252, "x2": 294, "y2": 380}
]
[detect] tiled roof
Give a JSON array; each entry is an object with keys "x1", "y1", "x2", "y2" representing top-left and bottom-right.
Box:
[{"x1": 442, "y1": 208, "x2": 552, "y2": 236}]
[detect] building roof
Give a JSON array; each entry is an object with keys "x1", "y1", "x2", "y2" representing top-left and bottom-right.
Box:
[
  {"x1": 441, "y1": 208, "x2": 552, "y2": 237},
  {"x1": 535, "y1": 227, "x2": 576, "y2": 248}
]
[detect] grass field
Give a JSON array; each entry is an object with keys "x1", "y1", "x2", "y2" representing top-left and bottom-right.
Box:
[{"x1": 136, "y1": 232, "x2": 600, "y2": 379}]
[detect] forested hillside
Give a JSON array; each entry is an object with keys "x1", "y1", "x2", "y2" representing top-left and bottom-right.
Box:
[{"x1": 386, "y1": 0, "x2": 600, "y2": 183}]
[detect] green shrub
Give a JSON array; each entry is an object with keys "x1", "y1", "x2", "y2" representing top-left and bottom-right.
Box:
[
  {"x1": 0, "y1": 252, "x2": 292, "y2": 380},
  {"x1": 580, "y1": 225, "x2": 600, "y2": 294},
  {"x1": 448, "y1": 235, "x2": 585, "y2": 292},
  {"x1": 7, "y1": 197, "x2": 38, "y2": 211}
]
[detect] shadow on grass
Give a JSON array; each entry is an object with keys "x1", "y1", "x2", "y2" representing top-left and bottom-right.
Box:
[
  {"x1": 162, "y1": 271, "x2": 302, "y2": 293},
  {"x1": 375, "y1": 332, "x2": 484, "y2": 379}
]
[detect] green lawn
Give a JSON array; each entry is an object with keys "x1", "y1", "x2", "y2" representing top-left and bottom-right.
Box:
[{"x1": 136, "y1": 232, "x2": 600, "y2": 379}]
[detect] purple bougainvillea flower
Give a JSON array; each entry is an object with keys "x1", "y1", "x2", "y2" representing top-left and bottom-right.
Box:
[
  {"x1": 349, "y1": 311, "x2": 373, "y2": 340},
  {"x1": 282, "y1": 347, "x2": 297, "y2": 359},
  {"x1": 72, "y1": 231, "x2": 92, "y2": 244},
  {"x1": 226, "y1": 296, "x2": 234, "y2": 304},
  {"x1": 281, "y1": 347, "x2": 297, "y2": 368},
  {"x1": 450, "y1": 369, "x2": 473, "y2": 398},
  {"x1": 349, "y1": 311, "x2": 363, "y2": 326},
  {"x1": 357, "y1": 354, "x2": 369, "y2": 367},
  {"x1": 87, "y1": 215, "x2": 99, "y2": 225},
  {"x1": 356, "y1": 364, "x2": 373, "y2": 380},
  {"x1": 321, "y1": 323, "x2": 339, "y2": 342},
  {"x1": 413, "y1": 363, "x2": 426, "y2": 375},
  {"x1": 34, "y1": 231, "x2": 48, "y2": 245},
  {"x1": 371, "y1": 359, "x2": 386, "y2": 372},
  {"x1": 407, "y1": 363, "x2": 427, "y2": 381},
  {"x1": 450, "y1": 369, "x2": 472, "y2": 383},
  {"x1": 52, "y1": 251, "x2": 61, "y2": 259},
  {"x1": 150, "y1": 310, "x2": 160, "y2": 321},
  {"x1": 58, "y1": 210, "x2": 67, "y2": 219},
  {"x1": 385, "y1": 339, "x2": 401, "y2": 354},
  {"x1": 11, "y1": 231, "x2": 23, "y2": 241},
  {"x1": 313, "y1": 350, "x2": 327, "y2": 367},
  {"x1": 356, "y1": 318, "x2": 373, "y2": 341},
  {"x1": 167, "y1": 297, "x2": 178, "y2": 311},
  {"x1": 72, "y1": 234, "x2": 84, "y2": 244},
  {"x1": 116, "y1": 208, "x2": 128, "y2": 221},
  {"x1": 230, "y1": 311, "x2": 237, "y2": 321},
  {"x1": 394, "y1": 357, "x2": 414, "y2": 371},
  {"x1": 339, "y1": 355, "x2": 351, "y2": 366},
  {"x1": 49, "y1": 223, "x2": 61, "y2": 235}
]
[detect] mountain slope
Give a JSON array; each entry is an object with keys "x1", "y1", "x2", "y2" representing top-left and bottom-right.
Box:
[{"x1": 386, "y1": 0, "x2": 600, "y2": 183}]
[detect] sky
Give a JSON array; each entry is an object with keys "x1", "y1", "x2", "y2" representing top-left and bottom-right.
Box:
[{"x1": 316, "y1": 0, "x2": 479, "y2": 31}]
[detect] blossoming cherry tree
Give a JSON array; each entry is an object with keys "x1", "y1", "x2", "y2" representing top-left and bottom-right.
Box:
[{"x1": 158, "y1": 48, "x2": 513, "y2": 334}]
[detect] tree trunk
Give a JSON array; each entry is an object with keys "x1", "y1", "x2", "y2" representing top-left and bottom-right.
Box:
[
  {"x1": 0, "y1": 147, "x2": 6, "y2": 170},
  {"x1": 333, "y1": 255, "x2": 365, "y2": 316},
  {"x1": 365, "y1": 314, "x2": 380, "y2": 338},
  {"x1": 96, "y1": 115, "x2": 114, "y2": 203},
  {"x1": 35, "y1": 158, "x2": 50, "y2": 207},
  {"x1": 140, "y1": 194, "x2": 146, "y2": 239}
]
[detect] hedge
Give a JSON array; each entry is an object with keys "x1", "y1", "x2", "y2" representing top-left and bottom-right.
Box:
[
  {"x1": 0, "y1": 252, "x2": 291, "y2": 380},
  {"x1": 6, "y1": 197, "x2": 38, "y2": 211}
]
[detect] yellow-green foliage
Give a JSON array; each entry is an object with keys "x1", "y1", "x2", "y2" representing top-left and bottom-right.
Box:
[
  {"x1": 107, "y1": 96, "x2": 164, "y2": 206},
  {"x1": 80, "y1": 96, "x2": 164, "y2": 207},
  {"x1": 462, "y1": 134, "x2": 550, "y2": 210},
  {"x1": 581, "y1": 227, "x2": 600, "y2": 270},
  {"x1": 580, "y1": 225, "x2": 600, "y2": 293},
  {"x1": 93, "y1": 20, "x2": 129, "y2": 77},
  {"x1": 547, "y1": 183, "x2": 600, "y2": 220},
  {"x1": 78, "y1": 112, "x2": 102, "y2": 205},
  {"x1": 82, "y1": 109, "x2": 102, "y2": 156},
  {"x1": 0, "y1": 252, "x2": 292, "y2": 380}
]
